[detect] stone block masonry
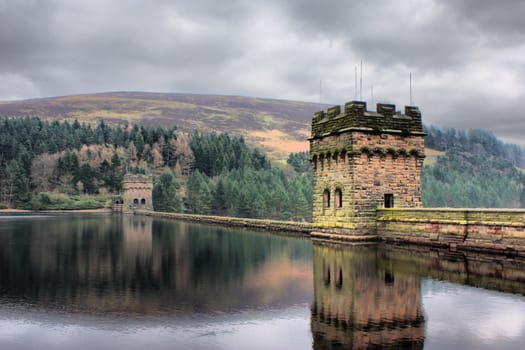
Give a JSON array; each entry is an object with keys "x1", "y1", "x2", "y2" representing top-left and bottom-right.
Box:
[
  {"x1": 122, "y1": 174, "x2": 153, "y2": 212},
  {"x1": 306, "y1": 98, "x2": 525, "y2": 255},
  {"x1": 137, "y1": 208, "x2": 525, "y2": 256},
  {"x1": 376, "y1": 208, "x2": 525, "y2": 256},
  {"x1": 309, "y1": 101, "x2": 425, "y2": 235}
]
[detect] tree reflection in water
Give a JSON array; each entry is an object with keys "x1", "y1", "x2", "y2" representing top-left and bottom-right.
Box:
[
  {"x1": 1, "y1": 215, "x2": 525, "y2": 349},
  {"x1": 0, "y1": 214, "x2": 313, "y2": 315}
]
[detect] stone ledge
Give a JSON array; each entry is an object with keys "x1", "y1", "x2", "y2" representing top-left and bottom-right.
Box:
[{"x1": 311, "y1": 231, "x2": 379, "y2": 243}]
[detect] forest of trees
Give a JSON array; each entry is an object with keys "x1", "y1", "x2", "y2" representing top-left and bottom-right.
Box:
[
  {"x1": 0, "y1": 117, "x2": 183, "y2": 209},
  {"x1": 0, "y1": 117, "x2": 312, "y2": 220},
  {"x1": 169, "y1": 132, "x2": 312, "y2": 221},
  {"x1": 424, "y1": 125, "x2": 525, "y2": 167},
  {"x1": 422, "y1": 126, "x2": 525, "y2": 207},
  {"x1": 1, "y1": 116, "x2": 524, "y2": 216}
]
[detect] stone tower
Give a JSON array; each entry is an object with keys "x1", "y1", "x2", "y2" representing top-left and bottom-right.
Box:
[
  {"x1": 122, "y1": 174, "x2": 153, "y2": 212},
  {"x1": 309, "y1": 101, "x2": 425, "y2": 235}
]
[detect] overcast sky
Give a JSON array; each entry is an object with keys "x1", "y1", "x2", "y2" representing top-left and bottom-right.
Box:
[{"x1": 1, "y1": 0, "x2": 524, "y2": 144}]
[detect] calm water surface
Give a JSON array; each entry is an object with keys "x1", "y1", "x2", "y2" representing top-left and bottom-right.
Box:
[{"x1": 0, "y1": 214, "x2": 524, "y2": 349}]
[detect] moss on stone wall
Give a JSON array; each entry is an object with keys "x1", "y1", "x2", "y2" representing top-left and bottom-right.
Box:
[{"x1": 377, "y1": 208, "x2": 525, "y2": 256}]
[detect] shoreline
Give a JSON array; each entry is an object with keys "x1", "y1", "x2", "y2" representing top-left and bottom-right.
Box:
[
  {"x1": 135, "y1": 210, "x2": 314, "y2": 237},
  {"x1": 0, "y1": 208, "x2": 112, "y2": 214},
  {"x1": 138, "y1": 209, "x2": 525, "y2": 257},
  {"x1": 4, "y1": 209, "x2": 525, "y2": 257}
]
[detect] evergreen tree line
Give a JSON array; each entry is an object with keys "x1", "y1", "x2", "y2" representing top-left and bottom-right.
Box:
[
  {"x1": 286, "y1": 151, "x2": 311, "y2": 173},
  {"x1": 1, "y1": 117, "x2": 312, "y2": 221},
  {"x1": 154, "y1": 134, "x2": 313, "y2": 221},
  {"x1": 0, "y1": 116, "x2": 178, "y2": 158},
  {"x1": 423, "y1": 126, "x2": 525, "y2": 208},
  {"x1": 0, "y1": 116, "x2": 179, "y2": 207},
  {"x1": 424, "y1": 125, "x2": 525, "y2": 168},
  {"x1": 5, "y1": 116, "x2": 522, "y2": 214},
  {"x1": 190, "y1": 132, "x2": 269, "y2": 177}
]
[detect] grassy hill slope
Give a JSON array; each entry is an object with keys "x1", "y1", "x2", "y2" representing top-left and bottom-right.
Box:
[{"x1": 0, "y1": 92, "x2": 326, "y2": 160}]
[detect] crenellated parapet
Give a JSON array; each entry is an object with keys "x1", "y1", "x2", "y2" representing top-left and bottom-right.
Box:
[
  {"x1": 123, "y1": 174, "x2": 153, "y2": 184},
  {"x1": 311, "y1": 101, "x2": 424, "y2": 140}
]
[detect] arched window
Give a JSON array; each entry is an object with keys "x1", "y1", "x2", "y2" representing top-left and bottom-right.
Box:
[
  {"x1": 335, "y1": 188, "x2": 343, "y2": 208},
  {"x1": 323, "y1": 189, "x2": 331, "y2": 208},
  {"x1": 141, "y1": 198, "x2": 146, "y2": 205},
  {"x1": 133, "y1": 198, "x2": 139, "y2": 204}
]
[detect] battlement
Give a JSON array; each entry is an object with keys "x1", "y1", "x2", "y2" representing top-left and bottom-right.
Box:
[
  {"x1": 123, "y1": 174, "x2": 153, "y2": 183},
  {"x1": 311, "y1": 101, "x2": 424, "y2": 139}
]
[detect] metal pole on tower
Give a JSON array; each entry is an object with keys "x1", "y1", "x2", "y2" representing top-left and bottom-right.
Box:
[
  {"x1": 320, "y1": 79, "x2": 322, "y2": 104},
  {"x1": 359, "y1": 61, "x2": 363, "y2": 101},
  {"x1": 354, "y1": 66, "x2": 357, "y2": 99},
  {"x1": 410, "y1": 72, "x2": 413, "y2": 106}
]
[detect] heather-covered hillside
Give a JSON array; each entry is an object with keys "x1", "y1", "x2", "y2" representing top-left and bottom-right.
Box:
[{"x1": 0, "y1": 92, "x2": 326, "y2": 160}]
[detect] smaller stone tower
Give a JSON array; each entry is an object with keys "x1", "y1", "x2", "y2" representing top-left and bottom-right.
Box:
[
  {"x1": 122, "y1": 174, "x2": 153, "y2": 212},
  {"x1": 309, "y1": 101, "x2": 425, "y2": 235}
]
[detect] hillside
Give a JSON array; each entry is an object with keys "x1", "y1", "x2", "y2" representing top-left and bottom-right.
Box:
[
  {"x1": 0, "y1": 92, "x2": 326, "y2": 160},
  {"x1": 422, "y1": 126, "x2": 525, "y2": 208},
  {"x1": 2, "y1": 91, "x2": 525, "y2": 210}
]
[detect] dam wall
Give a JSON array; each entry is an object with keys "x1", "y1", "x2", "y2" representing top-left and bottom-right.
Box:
[
  {"x1": 376, "y1": 208, "x2": 525, "y2": 255},
  {"x1": 137, "y1": 209, "x2": 525, "y2": 256}
]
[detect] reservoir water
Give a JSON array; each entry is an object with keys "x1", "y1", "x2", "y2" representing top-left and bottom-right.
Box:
[{"x1": 0, "y1": 214, "x2": 524, "y2": 349}]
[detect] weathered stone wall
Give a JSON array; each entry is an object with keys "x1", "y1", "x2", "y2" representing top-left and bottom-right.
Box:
[
  {"x1": 309, "y1": 101, "x2": 425, "y2": 234},
  {"x1": 377, "y1": 208, "x2": 525, "y2": 255},
  {"x1": 138, "y1": 209, "x2": 525, "y2": 255},
  {"x1": 135, "y1": 210, "x2": 313, "y2": 236},
  {"x1": 311, "y1": 133, "x2": 357, "y2": 229}
]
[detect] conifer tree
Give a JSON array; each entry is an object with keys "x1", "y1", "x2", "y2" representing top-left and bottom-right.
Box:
[{"x1": 152, "y1": 172, "x2": 182, "y2": 212}]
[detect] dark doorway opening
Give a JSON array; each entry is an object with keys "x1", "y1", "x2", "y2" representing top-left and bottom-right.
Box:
[
  {"x1": 384, "y1": 194, "x2": 394, "y2": 208},
  {"x1": 141, "y1": 198, "x2": 146, "y2": 205},
  {"x1": 133, "y1": 198, "x2": 139, "y2": 205}
]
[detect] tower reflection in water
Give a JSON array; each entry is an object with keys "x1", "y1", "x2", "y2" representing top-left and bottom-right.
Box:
[{"x1": 311, "y1": 244, "x2": 425, "y2": 349}]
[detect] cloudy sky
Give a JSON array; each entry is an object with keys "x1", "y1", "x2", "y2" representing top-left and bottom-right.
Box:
[{"x1": 1, "y1": 0, "x2": 524, "y2": 144}]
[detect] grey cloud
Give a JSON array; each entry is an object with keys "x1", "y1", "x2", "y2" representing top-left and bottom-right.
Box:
[
  {"x1": 276, "y1": 0, "x2": 480, "y2": 70},
  {"x1": 0, "y1": 0, "x2": 248, "y2": 96},
  {"x1": 442, "y1": 0, "x2": 525, "y2": 40},
  {"x1": 0, "y1": 0, "x2": 524, "y2": 146}
]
